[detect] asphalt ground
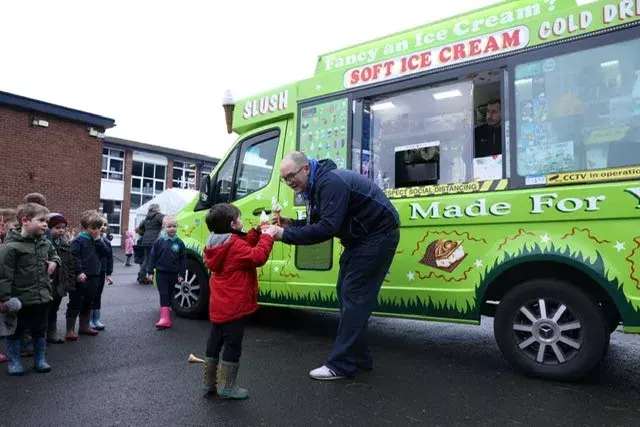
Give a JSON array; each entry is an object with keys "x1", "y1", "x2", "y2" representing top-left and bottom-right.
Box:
[{"x1": 1, "y1": 258, "x2": 640, "y2": 426}]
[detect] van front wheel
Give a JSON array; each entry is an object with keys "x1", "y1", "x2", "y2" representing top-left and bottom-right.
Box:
[
  {"x1": 494, "y1": 278, "x2": 609, "y2": 381},
  {"x1": 171, "y1": 258, "x2": 209, "y2": 319}
]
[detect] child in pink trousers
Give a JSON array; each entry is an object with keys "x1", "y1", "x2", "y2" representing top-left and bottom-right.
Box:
[{"x1": 124, "y1": 231, "x2": 134, "y2": 267}]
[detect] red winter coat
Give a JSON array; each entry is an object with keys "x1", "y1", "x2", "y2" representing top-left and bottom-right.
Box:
[{"x1": 203, "y1": 229, "x2": 273, "y2": 323}]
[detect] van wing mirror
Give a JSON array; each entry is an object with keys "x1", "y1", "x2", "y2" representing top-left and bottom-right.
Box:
[{"x1": 194, "y1": 174, "x2": 213, "y2": 212}]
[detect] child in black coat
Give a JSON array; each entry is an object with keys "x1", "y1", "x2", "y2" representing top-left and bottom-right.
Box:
[
  {"x1": 90, "y1": 217, "x2": 113, "y2": 330},
  {"x1": 67, "y1": 211, "x2": 108, "y2": 340}
]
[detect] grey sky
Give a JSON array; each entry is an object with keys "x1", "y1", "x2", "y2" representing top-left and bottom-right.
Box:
[{"x1": 0, "y1": 0, "x2": 501, "y2": 159}]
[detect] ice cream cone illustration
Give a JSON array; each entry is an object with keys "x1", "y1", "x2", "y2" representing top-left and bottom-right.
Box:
[{"x1": 420, "y1": 239, "x2": 467, "y2": 272}]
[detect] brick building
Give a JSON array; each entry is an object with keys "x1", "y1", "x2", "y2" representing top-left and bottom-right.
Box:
[
  {"x1": 0, "y1": 91, "x2": 115, "y2": 229},
  {"x1": 100, "y1": 137, "x2": 219, "y2": 246},
  {"x1": 0, "y1": 91, "x2": 219, "y2": 247}
]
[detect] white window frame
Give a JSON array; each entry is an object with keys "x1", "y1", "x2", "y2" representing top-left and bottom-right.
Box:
[
  {"x1": 102, "y1": 148, "x2": 125, "y2": 181},
  {"x1": 172, "y1": 160, "x2": 197, "y2": 190},
  {"x1": 130, "y1": 160, "x2": 166, "y2": 210},
  {"x1": 99, "y1": 199, "x2": 122, "y2": 235}
]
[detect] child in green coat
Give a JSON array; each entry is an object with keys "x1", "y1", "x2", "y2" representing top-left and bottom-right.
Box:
[{"x1": 0, "y1": 203, "x2": 60, "y2": 376}]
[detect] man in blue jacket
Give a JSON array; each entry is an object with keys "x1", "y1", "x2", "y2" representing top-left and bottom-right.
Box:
[{"x1": 272, "y1": 151, "x2": 400, "y2": 380}]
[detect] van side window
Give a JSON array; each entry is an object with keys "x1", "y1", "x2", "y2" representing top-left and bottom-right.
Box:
[
  {"x1": 234, "y1": 135, "x2": 279, "y2": 200},
  {"x1": 515, "y1": 38, "x2": 640, "y2": 178},
  {"x1": 212, "y1": 149, "x2": 238, "y2": 204}
]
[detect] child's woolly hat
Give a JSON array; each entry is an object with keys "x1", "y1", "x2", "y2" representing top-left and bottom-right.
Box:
[{"x1": 48, "y1": 213, "x2": 68, "y2": 229}]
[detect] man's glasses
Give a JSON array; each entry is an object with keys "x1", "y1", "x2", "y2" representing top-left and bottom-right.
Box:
[{"x1": 280, "y1": 166, "x2": 305, "y2": 184}]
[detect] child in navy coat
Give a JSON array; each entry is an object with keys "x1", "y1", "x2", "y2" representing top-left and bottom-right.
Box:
[{"x1": 146, "y1": 216, "x2": 186, "y2": 329}]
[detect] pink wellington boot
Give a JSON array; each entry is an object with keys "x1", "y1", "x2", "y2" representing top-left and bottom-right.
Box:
[{"x1": 155, "y1": 307, "x2": 171, "y2": 329}]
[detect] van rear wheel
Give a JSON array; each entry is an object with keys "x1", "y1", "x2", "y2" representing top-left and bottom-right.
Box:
[
  {"x1": 171, "y1": 258, "x2": 209, "y2": 319},
  {"x1": 494, "y1": 278, "x2": 609, "y2": 381}
]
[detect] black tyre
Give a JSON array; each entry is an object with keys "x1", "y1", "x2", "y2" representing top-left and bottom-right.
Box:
[
  {"x1": 494, "y1": 278, "x2": 610, "y2": 381},
  {"x1": 171, "y1": 258, "x2": 209, "y2": 319}
]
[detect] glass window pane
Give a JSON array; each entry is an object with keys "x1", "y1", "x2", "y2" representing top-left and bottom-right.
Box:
[
  {"x1": 173, "y1": 168, "x2": 183, "y2": 181},
  {"x1": 213, "y1": 150, "x2": 237, "y2": 204},
  {"x1": 142, "y1": 195, "x2": 153, "y2": 205},
  {"x1": 107, "y1": 212, "x2": 120, "y2": 225},
  {"x1": 143, "y1": 179, "x2": 154, "y2": 194},
  {"x1": 516, "y1": 38, "x2": 640, "y2": 176},
  {"x1": 143, "y1": 163, "x2": 154, "y2": 178},
  {"x1": 155, "y1": 181, "x2": 164, "y2": 192},
  {"x1": 102, "y1": 171, "x2": 108, "y2": 179},
  {"x1": 368, "y1": 81, "x2": 475, "y2": 189},
  {"x1": 110, "y1": 159, "x2": 123, "y2": 172},
  {"x1": 174, "y1": 161, "x2": 184, "y2": 170},
  {"x1": 109, "y1": 172, "x2": 123, "y2": 181},
  {"x1": 155, "y1": 165, "x2": 166, "y2": 179},
  {"x1": 113, "y1": 149, "x2": 124, "y2": 159},
  {"x1": 130, "y1": 194, "x2": 141, "y2": 209},
  {"x1": 102, "y1": 157, "x2": 108, "y2": 171},
  {"x1": 131, "y1": 178, "x2": 141, "y2": 193},
  {"x1": 201, "y1": 165, "x2": 213, "y2": 178},
  {"x1": 132, "y1": 161, "x2": 143, "y2": 177},
  {"x1": 103, "y1": 148, "x2": 108, "y2": 155},
  {"x1": 234, "y1": 136, "x2": 279, "y2": 200},
  {"x1": 109, "y1": 225, "x2": 121, "y2": 235}
]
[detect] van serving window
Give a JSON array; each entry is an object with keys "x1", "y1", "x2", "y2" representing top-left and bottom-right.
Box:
[
  {"x1": 515, "y1": 37, "x2": 640, "y2": 179},
  {"x1": 360, "y1": 79, "x2": 505, "y2": 190}
]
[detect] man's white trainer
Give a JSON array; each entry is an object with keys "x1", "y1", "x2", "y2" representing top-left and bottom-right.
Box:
[{"x1": 309, "y1": 365, "x2": 346, "y2": 380}]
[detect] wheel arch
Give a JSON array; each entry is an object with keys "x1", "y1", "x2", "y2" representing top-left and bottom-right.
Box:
[
  {"x1": 185, "y1": 248, "x2": 207, "y2": 276},
  {"x1": 478, "y1": 254, "x2": 624, "y2": 329}
]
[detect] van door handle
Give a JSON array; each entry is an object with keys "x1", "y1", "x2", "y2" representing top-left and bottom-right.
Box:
[{"x1": 252, "y1": 207, "x2": 271, "y2": 216}]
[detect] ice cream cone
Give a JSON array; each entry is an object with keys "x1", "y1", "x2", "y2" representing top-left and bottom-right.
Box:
[
  {"x1": 188, "y1": 353, "x2": 205, "y2": 363},
  {"x1": 222, "y1": 89, "x2": 235, "y2": 134},
  {"x1": 271, "y1": 198, "x2": 282, "y2": 226},
  {"x1": 259, "y1": 211, "x2": 270, "y2": 230},
  {"x1": 223, "y1": 104, "x2": 235, "y2": 134}
]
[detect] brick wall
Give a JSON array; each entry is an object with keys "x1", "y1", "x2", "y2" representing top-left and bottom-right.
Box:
[
  {"x1": 166, "y1": 159, "x2": 174, "y2": 189},
  {"x1": 195, "y1": 164, "x2": 201, "y2": 189},
  {"x1": 0, "y1": 106, "x2": 102, "y2": 229},
  {"x1": 120, "y1": 150, "x2": 134, "y2": 234}
]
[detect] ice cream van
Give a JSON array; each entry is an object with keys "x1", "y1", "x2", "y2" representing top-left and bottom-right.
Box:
[{"x1": 174, "y1": 0, "x2": 640, "y2": 380}]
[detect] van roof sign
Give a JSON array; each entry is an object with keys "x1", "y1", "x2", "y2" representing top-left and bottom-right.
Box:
[{"x1": 295, "y1": 0, "x2": 639, "y2": 97}]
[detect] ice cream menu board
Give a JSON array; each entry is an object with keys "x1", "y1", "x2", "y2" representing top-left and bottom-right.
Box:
[
  {"x1": 516, "y1": 59, "x2": 577, "y2": 176},
  {"x1": 300, "y1": 98, "x2": 349, "y2": 169}
]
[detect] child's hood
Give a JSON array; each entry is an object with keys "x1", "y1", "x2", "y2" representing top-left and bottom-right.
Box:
[
  {"x1": 203, "y1": 233, "x2": 236, "y2": 273},
  {"x1": 2, "y1": 228, "x2": 48, "y2": 248},
  {"x1": 3, "y1": 228, "x2": 29, "y2": 244}
]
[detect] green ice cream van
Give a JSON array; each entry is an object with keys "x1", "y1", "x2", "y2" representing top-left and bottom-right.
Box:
[{"x1": 174, "y1": 0, "x2": 640, "y2": 380}]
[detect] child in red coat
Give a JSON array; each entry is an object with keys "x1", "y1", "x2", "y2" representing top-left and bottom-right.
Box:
[{"x1": 202, "y1": 203, "x2": 275, "y2": 399}]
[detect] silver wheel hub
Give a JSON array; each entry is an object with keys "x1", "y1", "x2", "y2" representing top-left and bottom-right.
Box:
[
  {"x1": 512, "y1": 298, "x2": 583, "y2": 365},
  {"x1": 173, "y1": 269, "x2": 201, "y2": 309},
  {"x1": 532, "y1": 320, "x2": 559, "y2": 343}
]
